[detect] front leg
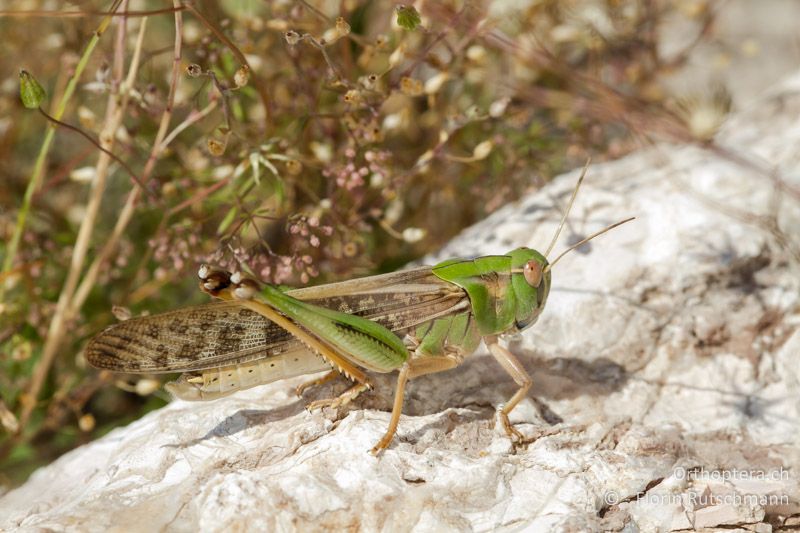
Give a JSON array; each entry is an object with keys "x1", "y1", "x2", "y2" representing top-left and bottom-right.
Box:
[{"x1": 484, "y1": 335, "x2": 533, "y2": 444}]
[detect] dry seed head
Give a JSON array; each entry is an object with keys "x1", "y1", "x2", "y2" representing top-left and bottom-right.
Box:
[
  {"x1": 466, "y1": 45, "x2": 487, "y2": 63},
  {"x1": 343, "y1": 242, "x2": 358, "y2": 257},
  {"x1": 465, "y1": 105, "x2": 481, "y2": 119},
  {"x1": 424, "y1": 72, "x2": 449, "y2": 95},
  {"x1": 472, "y1": 140, "x2": 494, "y2": 160},
  {"x1": 0, "y1": 401, "x2": 19, "y2": 433},
  {"x1": 234, "y1": 66, "x2": 250, "y2": 88},
  {"x1": 365, "y1": 124, "x2": 384, "y2": 143},
  {"x1": 309, "y1": 142, "x2": 333, "y2": 163},
  {"x1": 335, "y1": 17, "x2": 351, "y2": 36},
  {"x1": 78, "y1": 413, "x2": 96, "y2": 432},
  {"x1": 383, "y1": 112, "x2": 404, "y2": 131},
  {"x1": 343, "y1": 89, "x2": 362, "y2": 104},
  {"x1": 359, "y1": 75, "x2": 375, "y2": 89},
  {"x1": 322, "y1": 29, "x2": 339, "y2": 43},
  {"x1": 284, "y1": 30, "x2": 301, "y2": 46},
  {"x1": 489, "y1": 97, "x2": 511, "y2": 118},
  {"x1": 285, "y1": 159, "x2": 303, "y2": 175},
  {"x1": 389, "y1": 45, "x2": 405, "y2": 68},
  {"x1": 400, "y1": 77, "x2": 423, "y2": 96},
  {"x1": 207, "y1": 137, "x2": 227, "y2": 156},
  {"x1": 186, "y1": 63, "x2": 202, "y2": 77}
]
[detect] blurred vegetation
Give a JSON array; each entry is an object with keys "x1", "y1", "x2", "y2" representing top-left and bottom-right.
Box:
[{"x1": 0, "y1": 0, "x2": 728, "y2": 487}]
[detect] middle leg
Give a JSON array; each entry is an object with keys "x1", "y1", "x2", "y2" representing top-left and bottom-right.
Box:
[{"x1": 370, "y1": 355, "x2": 461, "y2": 454}]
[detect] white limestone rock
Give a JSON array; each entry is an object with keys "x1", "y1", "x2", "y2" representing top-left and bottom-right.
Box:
[{"x1": 2, "y1": 74, "x2": 800, "y2": 532}]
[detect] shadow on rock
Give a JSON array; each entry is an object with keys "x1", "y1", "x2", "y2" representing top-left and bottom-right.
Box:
[{"x1": 164, "y1": 399, "x2": 306, "y2": 447}]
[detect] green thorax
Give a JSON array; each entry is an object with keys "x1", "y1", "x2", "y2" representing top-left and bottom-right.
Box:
[{"x1": 431, "y1": 248, "x2": 551, "y2": 336}]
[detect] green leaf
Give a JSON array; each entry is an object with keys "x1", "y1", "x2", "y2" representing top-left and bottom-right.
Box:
[
  {"x1": 217, "y1": 205, "x2": 239, "y2": 235},
  {"x1": 19, "y1": 70, "x2": 46, "y2": 109},
  {"x1": 396, "y1": 5, "x2": 421, "y2": 30}
]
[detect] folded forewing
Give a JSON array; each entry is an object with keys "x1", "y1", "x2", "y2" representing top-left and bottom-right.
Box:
[{"x1": 86, "y1": 266, "x2": 469, "y2": 373}]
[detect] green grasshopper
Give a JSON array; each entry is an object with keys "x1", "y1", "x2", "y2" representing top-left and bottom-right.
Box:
[{"x1": 87, "y1": 167, "x2": 633, "y2": 453}]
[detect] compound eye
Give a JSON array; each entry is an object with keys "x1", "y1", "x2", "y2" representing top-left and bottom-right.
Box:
[{"x1": 523, "y1": 259, "x2": 543, "y2": 287}]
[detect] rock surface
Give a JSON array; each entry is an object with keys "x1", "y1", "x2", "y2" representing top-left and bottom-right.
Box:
[{"x1": 2, "y1": 75, "x2": 800, "y2": 532}]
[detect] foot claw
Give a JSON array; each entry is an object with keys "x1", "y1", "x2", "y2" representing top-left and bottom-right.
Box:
[
  {"x1": 306, "y1": 397, "x2": 345, "y2": 412},
  {"x1": 295, "y1": 370, "x2": 339, "y2": 398},
  {"x1": 369, "y1": 435, "x2": 392, "y2": 456},
  {"x1": 498, "y1": 410, "x2": 530, "y2": 445},
  {"x1": 305, "y1": 382, "x2": 369, "y2": 412}
]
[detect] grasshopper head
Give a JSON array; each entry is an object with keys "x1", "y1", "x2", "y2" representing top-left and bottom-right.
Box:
[{"x1": 508, "y1": 247, "x2": 552, "y2": 332}]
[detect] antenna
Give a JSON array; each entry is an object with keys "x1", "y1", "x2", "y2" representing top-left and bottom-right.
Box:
[
  {"x1": 544, "y1": 158, "x2": 590, "y2": 257},
  {"x1": 544, "y1": 217, "x2": 635, "y2": 273}
]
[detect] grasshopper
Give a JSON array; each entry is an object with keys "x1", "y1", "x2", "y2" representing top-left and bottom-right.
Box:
[{"x1": 87, "y1": 167, "x2": 633, "y2": 453}]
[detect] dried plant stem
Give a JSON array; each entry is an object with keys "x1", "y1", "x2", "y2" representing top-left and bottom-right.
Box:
[
  {"x1": 70, "y1": 1, "x2": 185, "y2": 322},
  {"x1": 18, "y1": 4, "x2": 143, "y2": 433},
  {"x1": 0, "y1": 0, "x2": 124, "y2": 301},
  {"x1": 0, "y1": 6, "x2": 184, "y2": 18},
  {"x1": 204, "y1": 70, "x2": 233, "y2": 131},
  {"x1": 299, "y1": 34, "x2": 342, "y2": 80}
]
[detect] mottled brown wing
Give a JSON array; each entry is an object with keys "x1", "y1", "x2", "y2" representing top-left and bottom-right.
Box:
[
  {"x1": 86, "y1": 266, "x2": 469, "y2": 374},
  {"x1": 86, "y1": 301, "x2": 294, "y2": 373}
]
